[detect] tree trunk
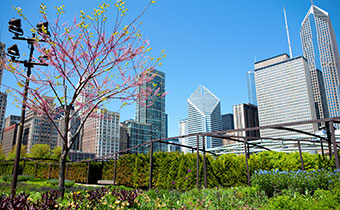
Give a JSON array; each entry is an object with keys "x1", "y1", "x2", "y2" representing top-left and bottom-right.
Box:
[{"x1": 58, "y1": 149, "x2": 68, "y2": 198}]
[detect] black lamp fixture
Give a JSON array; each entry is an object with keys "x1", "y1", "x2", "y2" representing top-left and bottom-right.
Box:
[
  {"x1": 8, "y1": 18, "x2": 24, "y2": 37},
  {"x1": 7, "y1": 44, "x2": 20, "y2": 60},
  {"x1": 36, "y1": 21, "x2": 51, "y2": 36}
]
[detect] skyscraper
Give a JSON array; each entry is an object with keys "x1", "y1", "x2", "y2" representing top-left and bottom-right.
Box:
[
  {"x1": 82, "y1": 109, "x2": 120, "y2": 158},
  {"x1": 221, "y1": 113, "x2": 234, "y2": 131},
  {"x1": 178, "y1": 118, "x2": 188, "y2": 153},
  {"x1": 255, "y1": 54, "x2": 318, "y2": 137},
  {"x1": 300, "y1": 4, "x2": 340, "y2": 121},
  {"x1": 247, "y1": 71, "x2": 257, "y2": 106},
  {"x1": 187, "y1": 85, "x2": 222, "y2": 149},
  {"x1": 136, "y1": 70, "x2": 166, "y2": 152},
  {"x1": 233, "y1": 104, "x2": 259, "y2": 138}
]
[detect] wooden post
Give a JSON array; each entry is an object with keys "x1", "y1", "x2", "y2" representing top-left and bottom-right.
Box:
[
  {"x1": 48, "y1": 164, "x2": 52, "y2": 179},
  {"x1": 86, "y1": 161, "x2": 91, "y2": 184},
  {"x1": 34, "y1": 162, "x2": 38, "y2": 177},
  {"x1": 298, "y1": 140, "x2": 305, "y2": 170},
  {"x1": 244, "y1": 138, "x2": 250, "y2": 186},
  {"x1": 149, "y1": 143, "x2": 154, "y2": 190},
  {"x1": 202, "y1": 136, "x2": 207, "y2": 188},
  {"x1": 113, "y1": 153, "x2": 117, "y2": 185},
  {"x1": 196, "y1": 135, "x2": 200, "y2": 189},
  {"x1": 330, "y1": 121, "x2": 340, "y2": 169}
]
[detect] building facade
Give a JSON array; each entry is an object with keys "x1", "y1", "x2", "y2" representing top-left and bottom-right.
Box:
[
  {"x1": 233, "y1": 103, "x2": 260, "y2": 138},
  {"x1": 125, "y1": 120, "x2": 152, "y2": 154},
  {"x1": 247, "y1": 71, "x2": 257, "y2": 106},
  {"x1": 136, "y1": 70, "x2": 166, "y2": 152},
  {"x1": 300, "y1": 4, "x2": 340, "y2": 122},
  {"x1": 2, "y1": 124, "x2": 18, "y2": 155},
  {"x1": 23, "y1": 110, "x2": 59, "y2": 153},
  {"x1": 82, "y1": 109, "x2": 120, "y2": 158},
  {"x1": 222, "y1": 113, "x2": 234, "y2": 131},
  {"x1": 187, "y1": 85, "x2": 222, "y2": 150},
  {"x1": 178, "y1": 119, "x2": 188, "y2": 153},
  {"x1": 255, "y1": 55, "x2": 318, "y2": 137}
]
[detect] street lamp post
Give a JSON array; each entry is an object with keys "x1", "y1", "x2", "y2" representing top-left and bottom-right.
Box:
[{"x1": 7, "y1": 18, "x2": 50, "y2": 195}]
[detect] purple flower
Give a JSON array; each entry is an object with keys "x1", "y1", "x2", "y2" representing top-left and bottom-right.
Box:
[
  {"x1": 185, "y1": 177, "x2": 188, "y2": 180},
  {"x1": 172, "y1": 181, "x2": 175, "y2": 184},
  {"x1": 187, "y1": 169, "x2": 192, "y2": 172}
]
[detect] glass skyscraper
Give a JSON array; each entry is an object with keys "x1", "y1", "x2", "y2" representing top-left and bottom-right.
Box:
[
  {"x1": 136, "y1": 70, "x2": 166, "y2": 152},
  {"x1": 187, "y1": 85, "x2": 222, "y2": 150},
  {"x1": 300, "y1": 4, "x2": 340, "y2": 121},
  {"x1": 247, "y1": 71, "x2": 257, "y2": 106}
]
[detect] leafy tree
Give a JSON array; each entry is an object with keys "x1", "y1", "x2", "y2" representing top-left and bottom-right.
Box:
[
  {"x1": 0, "y1": 144, "x2": 5, "y2": 160},
  {"x1": 6, "y1": 145, "x2": 27, "y2": 160},
  {"x1": 29, "y1": 144, "x2": 51, "y2": 159},
  {"x1": 4, "y1": 0, "x2": 163, "y2": 196},
  {"x1": 51, "y1": 146, "x2": 62, "y2": 160}
]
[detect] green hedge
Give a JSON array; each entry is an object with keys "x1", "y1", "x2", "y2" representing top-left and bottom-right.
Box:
[{"x1": 0, "y1": 151, "x2": 337, "y2": 189}]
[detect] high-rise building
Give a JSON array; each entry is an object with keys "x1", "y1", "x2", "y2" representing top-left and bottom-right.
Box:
[
  {"x1": 178, "y1": 118, "x2": 188, "y2": 153},
  {"x1": 4, "y1": 115, "x2": 20, "y2": 129},
  {"x1": 222, "y1": 113, "x2": 234, "y2": 131},
  {"x1": 125, "y1": 120, "x2": 152, "y2": 154},
  {"x1": 255, "y1": 54, "x2": 318, "y2": 137},
  {"x1": 136, "y1": 70, "x2": 166, "y2": 152},
  {"x1": 187, "y1": 85, "x2": 222, "y2": 149},
  {"x1": 23, "y1": 110, "x2": 59, "y2": 153},
  {"x1": 2, "y1": 124, "x2": 18, "y2": 155},
  {"x1": 300, "y1": 4, "x2": 340, "y2": 122},
  {"x1": 233, "y1": 103, "x2": 259, "y2": 138},
  {"x1": 82, "y1": 109, "x2": 120, "y2": 158},
  {"x1": 247, "y1": 71, "x2": 257, "y2": 105}
]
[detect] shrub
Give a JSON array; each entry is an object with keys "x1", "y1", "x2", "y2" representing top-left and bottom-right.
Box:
[{"x1": 251, "y1": 169, "x2": 340, "y2": 197}]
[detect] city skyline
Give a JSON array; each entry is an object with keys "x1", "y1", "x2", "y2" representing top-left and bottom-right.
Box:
[{"x1": 0, "y1": 0, "x2": 340, "y2": 137}]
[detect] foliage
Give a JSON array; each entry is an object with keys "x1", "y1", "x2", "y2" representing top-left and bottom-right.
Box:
[
  {"x1": 251, "y1": 169, "x2": 340, "y2": 197},
  {"x1": 0, "y1": 145, "x2": 5, "y2": 161},
  {"x1": 6, "y1": 145, "x2": 27, "y2": 160},
  {"x1": 29, "y1": 144, "x2": 51, "y2": 159},
  {"x1": 50, "y1": 147, "x2": 62, "y2": 160}
]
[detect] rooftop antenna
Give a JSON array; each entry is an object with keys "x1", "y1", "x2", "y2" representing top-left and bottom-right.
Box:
[
  {"x1": 311, "y1": 0, "x2": 314, "y2": 5},
  {"x1": 283, "y1": 7, "x2": 293, "y2": 58}
]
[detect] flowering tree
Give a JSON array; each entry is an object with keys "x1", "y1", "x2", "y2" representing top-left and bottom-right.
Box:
[{"x1": 4, "y1": 0, "x2": 164, "y2": 196}]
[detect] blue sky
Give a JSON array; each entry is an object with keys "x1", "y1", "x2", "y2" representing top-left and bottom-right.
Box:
[{"x1": 1, "y1": 0, "x2": 340, "y2": 137}]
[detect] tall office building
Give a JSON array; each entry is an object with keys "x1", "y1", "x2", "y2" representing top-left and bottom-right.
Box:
[
  {"x1": 178, "y1": 119, "x2": 188, "y2": 153},
  {"x1": 222, "y1": 113, "x2": 234, "y2": 131},
  {"x1": 124, "y1": 120, "x2": 152, "y2": 154},
  {"x1": 255, "y1": 54, "x2": 318, "y2": 137},
  {"x1": 247, "y1": 71, "x2": 257, "y2": 105},
  {"x1": 233, "y1": 104, "x2": 259, "y2": 138},
  {"x1": 82, "y1": 109, "x2": 120, "y2": 158},
  {"x1": 136, "y1": 70, "x2": 166, "y2": 152},
  {"x1": 187, "y1": 85, "x2": 222, "y2": 149},
  {"x1": 300, "y1": 4, "x2": 340, "y2": 121}
]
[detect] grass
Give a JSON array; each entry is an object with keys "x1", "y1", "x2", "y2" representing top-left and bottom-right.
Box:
[{"x1": 0, "y1": 174, "x2": 99, "y2": 194}]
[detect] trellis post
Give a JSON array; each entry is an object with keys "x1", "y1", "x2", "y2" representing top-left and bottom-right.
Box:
[
  {"x1": 196, "y1": 135, "x2": 200, "y2": 189},
  {"x1": 149, "y1": 142, "x2": 154, "y2": 190},
  {"x1": 330, "y1": 121, "x2": 340, "y2": 169},
  {"x1": 202, "y1": 135, "x2": 207, "y2": 188},
  {"x1": 113, "y1": 153, "x2": 117, "y2": 185}
]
